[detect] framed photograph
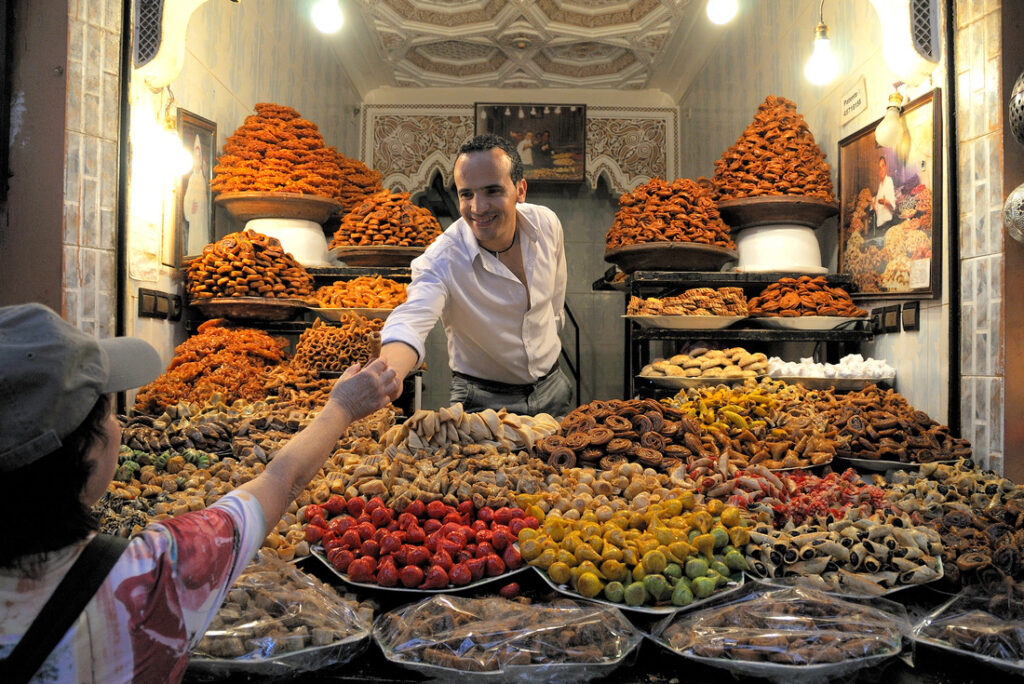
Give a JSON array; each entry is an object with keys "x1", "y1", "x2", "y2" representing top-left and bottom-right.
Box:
[
  {"x1": 474, "y1": 103, "x2": 586, "y2": 183},
  {"x1": 838, "y1": 89, "x2": 942, "y2": 299},
  {"x1": 174, "y1": 109, "x2": 216, "y2": 266}
]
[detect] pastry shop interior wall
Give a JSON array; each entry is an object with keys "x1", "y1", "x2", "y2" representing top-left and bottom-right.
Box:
[{"x1": 0, "y1": 1, "x2": 1017, "y2": 474}]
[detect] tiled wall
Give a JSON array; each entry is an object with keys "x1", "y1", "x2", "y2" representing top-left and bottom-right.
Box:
[
  {"x1": 62, "y1": 0, "x2": 121, "y2": 336},
  {"x1": 676, "y1": 0, "x2": 976, "y2": 453},
  {"x1": 955, "y1": 0, "x2": 1004, "y2": 473}
]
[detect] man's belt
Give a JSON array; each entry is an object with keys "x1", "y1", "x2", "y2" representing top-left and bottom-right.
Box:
[{"x1": 452, "y1": 360, "x2": 559, "y2": 394}]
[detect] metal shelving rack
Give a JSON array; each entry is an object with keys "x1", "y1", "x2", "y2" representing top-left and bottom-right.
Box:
[{"x1": 593, "y1": 268, "x2": 876, "y2": 398}]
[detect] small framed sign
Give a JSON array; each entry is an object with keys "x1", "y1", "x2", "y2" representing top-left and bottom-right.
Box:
[{"x1": 175, "y1": 109, "x2": 217, "y2": 266}]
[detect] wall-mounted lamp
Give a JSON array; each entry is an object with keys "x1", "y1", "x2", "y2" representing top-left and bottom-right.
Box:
[
  {"x1": 706, "y1": 0, "x2": 738, "y2": 25},
  {"x1": 133, "y1": 0, "x2": 212, "y2": 89},
  {"x1": 311, "y1": 0, "x2": 344, "y2": 34},
  {"x1": 804, "y1": 0, "x2": 839, "y2": 85},
  {"x1": 869, "y1": 0, "x2": 939, "y2": 87}
]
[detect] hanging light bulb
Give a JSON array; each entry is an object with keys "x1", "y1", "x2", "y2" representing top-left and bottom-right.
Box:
[
  {"x1": 874, "y1": 86, "x2": 906, "y2": 148},
  {"x1": 518, "y1": 107, "x2": 525, "y2": 119},
  {"x1": 554, "y1": 106, "x2": 561, "y2": 114},
  {"x1": 504, "y1": 106, "x2": 511, "y2": 116},
  {"x1": 311, "y1": 0, "x2": 343, "y2": 34},
  {"x1": 706, "y1": 0, "x2": 738, "y2": 25},
  {"x1": 804, "y1": 1, "x2": 839, "y2": 85},
  {"x1": 530, "y1": 106, "x2": 537, "y2": 116}
]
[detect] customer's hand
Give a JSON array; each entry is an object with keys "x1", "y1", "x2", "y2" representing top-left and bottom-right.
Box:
[{"x1": 328, "y1": 359, "x2": 400, "y2": 422}]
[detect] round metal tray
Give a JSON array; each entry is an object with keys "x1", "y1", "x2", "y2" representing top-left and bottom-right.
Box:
[
  {"x1": 189, "y1": 296, "x2": 309, "y2": 321},
  {"x1": 331, "y1": 245, "x2": 425, "y2": 267},
  {"x1": 717, "y1": 195, "x2": 839, "y2": 230},
  {"x1": 604, "y1": 242, "x2": 737, "y2": 273},
  {"x1": 214, "y1": 191, "x2": 343, "y2": 223},
  {"x1": 624, "y1": 315, "x2": 745, "y2": 330}
]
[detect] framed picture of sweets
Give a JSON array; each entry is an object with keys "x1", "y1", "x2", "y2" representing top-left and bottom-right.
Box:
[
  {"x1": 838, "y1": 89, "x2": 942, "y2": 299},
  {"x1": 474, "y1": 103, "x2": 586, "y2": 183}
]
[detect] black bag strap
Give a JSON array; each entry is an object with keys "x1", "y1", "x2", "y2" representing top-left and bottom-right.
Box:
[{"x1": 0, "y1": 534, "x2": 130, "y2": 683}]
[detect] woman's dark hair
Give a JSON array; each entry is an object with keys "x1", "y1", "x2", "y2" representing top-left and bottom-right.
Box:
[
  {"x1": 458, "y1": 134, "x2": 524, "y2": 183},
  {"x1": 0, "y1": 394, "x2": 110, "y2": 576}
]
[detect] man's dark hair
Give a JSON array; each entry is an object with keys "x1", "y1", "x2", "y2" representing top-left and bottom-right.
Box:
[
  {"x1": 458, "y1": 134, "x2": 524, "y2": 183},
  {"x1": 0, "y1": 394, "x2": 110, "y2": 577}
]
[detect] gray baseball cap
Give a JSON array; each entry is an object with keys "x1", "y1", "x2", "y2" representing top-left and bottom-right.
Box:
[{"x1": 0, "y1": 303, "x2": 163, "y2": 471}]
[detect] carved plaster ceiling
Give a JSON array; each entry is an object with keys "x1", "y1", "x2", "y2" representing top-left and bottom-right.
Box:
[{"x1": 351, "y1": 0, "x2": 697, "y2": 90}]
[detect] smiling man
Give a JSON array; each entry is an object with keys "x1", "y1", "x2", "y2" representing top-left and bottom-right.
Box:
[{"x1": 378, "y1": 134, "x2": 573, "y2": 417}]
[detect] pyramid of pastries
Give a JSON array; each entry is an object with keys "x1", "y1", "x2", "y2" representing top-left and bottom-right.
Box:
[
  {"x1": 210, "y1": 102, "x2": 342, "y2": 198},
  {"x1": 186, "y1": 229, "x2": 314, "y2": 300},
  {"x1": 605, "y1": 177, "x2": 735, "y2": 250},
  {"x1": 329, "y1": 190, "x2": 443, "y2": 248},
  {"x1": 335, "y1": 151, "x2": 385, "y2": 215},
  {"x1": 713, "y1": 95, "x2": 834, "y2": 202}
]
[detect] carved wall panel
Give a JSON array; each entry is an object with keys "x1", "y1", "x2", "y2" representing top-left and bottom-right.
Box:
[{"x1": 361, "y1": 104, "x2": 676, "y2": 195}]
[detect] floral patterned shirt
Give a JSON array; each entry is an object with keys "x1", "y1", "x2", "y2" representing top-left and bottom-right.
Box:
[{"x1": 0, "y1": 490, "x2": 265, "y2": 683}]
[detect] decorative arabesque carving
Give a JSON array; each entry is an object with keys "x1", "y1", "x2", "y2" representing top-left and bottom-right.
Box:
[{"x1": 361, "y1": 105, "x2": 676, "y2": 196}]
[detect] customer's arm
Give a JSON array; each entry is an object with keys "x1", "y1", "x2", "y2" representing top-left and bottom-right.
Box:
[{"x1": 239, "y1": 359, "x2": 400, "y2": 534}]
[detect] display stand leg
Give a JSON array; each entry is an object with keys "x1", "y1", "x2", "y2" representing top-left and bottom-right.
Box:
[{"x1": 414, "y1": 374, "x2": 422, "y2": 413}]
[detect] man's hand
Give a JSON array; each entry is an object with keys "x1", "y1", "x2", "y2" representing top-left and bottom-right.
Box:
[
  {"x1": 378, "y1": 341, "x2": 420, "y2": 399},
  {"x1": 328, "y1": 359, "x2": 401, "y2": 422}
]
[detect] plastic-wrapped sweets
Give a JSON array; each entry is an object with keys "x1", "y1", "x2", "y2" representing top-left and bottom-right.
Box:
[
  {"x1": 652, "y1": 583, "x2": 910, "y2": 683},
  {"x1": 915, "y1": 586, "x2": 1024, "y2": 674},
  {"x1": 373, "y1": 595, "x2": 641, "y2": 683},
  {"x1": 189, "y1": 549, "x2": 373, "y2": 677},
  {"x1": 769, "y1": 353, "x2": 895, "y2": 379}
]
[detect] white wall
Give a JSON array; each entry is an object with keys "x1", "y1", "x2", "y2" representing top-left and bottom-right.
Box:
[{"x1": 126, "y1": 0, "x2": 363, "y2": 364}]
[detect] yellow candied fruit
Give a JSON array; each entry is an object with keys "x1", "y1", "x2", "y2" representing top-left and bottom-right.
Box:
[
  {"x1": 719, "y1": 506, "x2": 742, "y2": 528},
  {"x1": 555, "y1": 549, "x2": 577, "y2": 566},
  {"x1": 530, "y1": 548, "x2": 557, "y2": 570},
  {"x1": 661, "y1": 499, "x2": 683, "y2": 517},
  {"x1": 547, "y1": 561, "x2": 572, "y2": 585},
  {"x1": 642, "y1": 549, "x2": 667, "y2": 574},
  {"x1": 525, "y1": 504, "x2": 546, "y2": 522},
  {"x1": 706, "y1": 498, "x2": 725, "y2": 516},
  {"x1": 519, "y1": 537, "x2": 544, "y2": 561},
  {"x1": 577, "y1": 572, "x2": 604, "y2": 598},
  {"x1": 601, "y1": 544, "x2": 624, "y2": 562}
]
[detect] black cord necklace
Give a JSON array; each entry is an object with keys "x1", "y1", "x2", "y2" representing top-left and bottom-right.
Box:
[{"x1": 484, "y1": 228, "x2": 517, "y2": 257}]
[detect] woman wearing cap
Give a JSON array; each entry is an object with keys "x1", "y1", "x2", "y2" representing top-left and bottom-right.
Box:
[{"x1": 0, "y1": 303, "x2": 400, "y2": 683}]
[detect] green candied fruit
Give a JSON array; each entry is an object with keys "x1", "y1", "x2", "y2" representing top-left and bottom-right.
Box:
[
  {"x1": 725, "y1": 549, "x2": 748, "y2": 571},
  {"x1": 710, "y1": 560, "x2": 731, "y2": 578},
  {"x1": 685, "y1": 557, "x2": 709, "y2": 579},
  {"x1": 643, "y1": 574, "x2": 671, "y2": 602},
  {"x1": 603, "y1": 581, "x2": 625, "y2": 603},
  {"x1": 671, "y1": 582, "x2": 694, "y2": 606},
  {"x1": 624, "y1": 581, "x2": 648, "y2": 607},
  {"x1": 663, "y1": 563, "x2": 683, "y2": 580},
  {"x1": 692, "y1": 575, "x2": 716, "y2": 599}
]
